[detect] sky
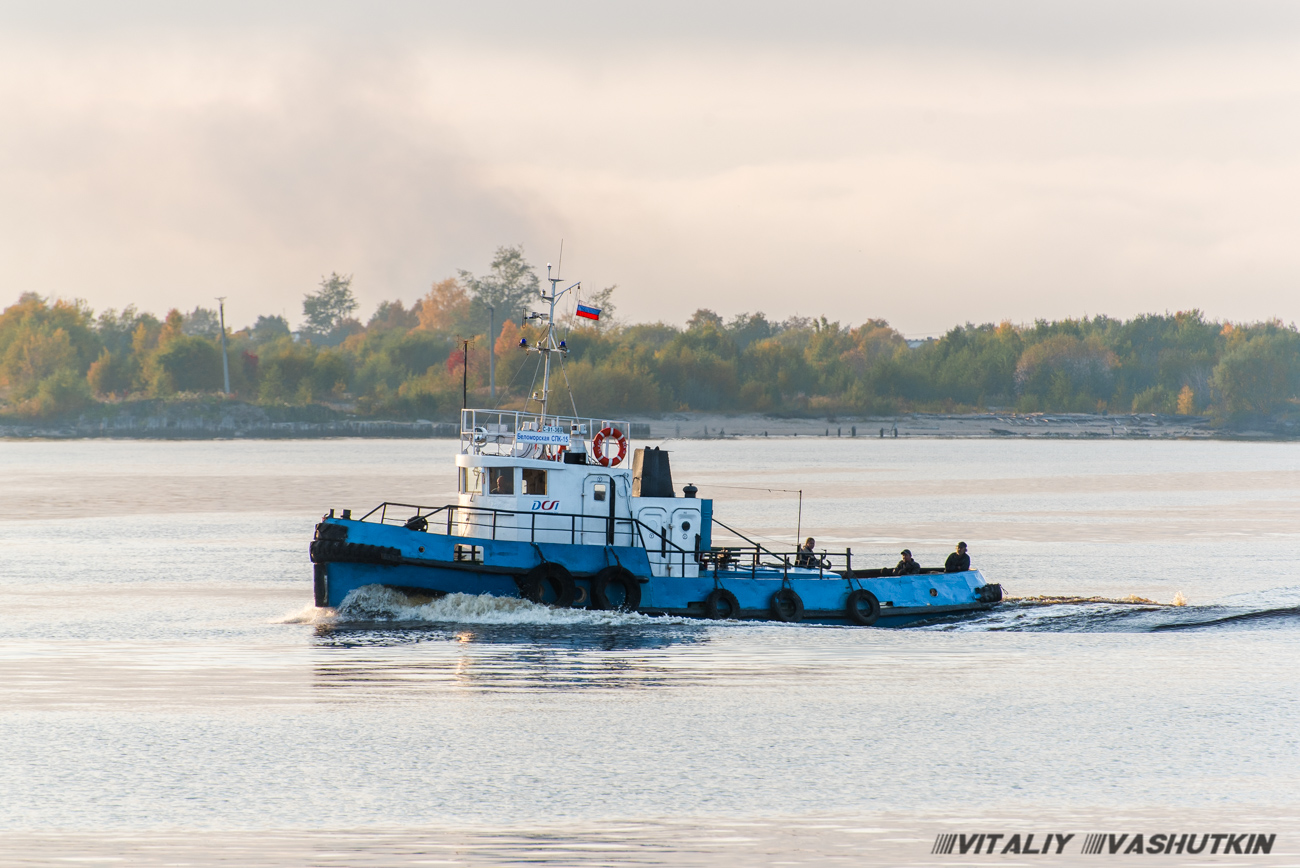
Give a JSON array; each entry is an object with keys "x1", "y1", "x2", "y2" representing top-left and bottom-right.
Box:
[{"x1": 2, "y1": 1, "x2": 1300, "y2": 335}]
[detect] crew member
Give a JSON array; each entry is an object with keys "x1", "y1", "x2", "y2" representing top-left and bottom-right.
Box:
[
  {"x1": 894, "y1": 549, "x2": 921, "y2": 575},
  {"x1": 944, "y1": 542, "x2": 970, "y2": 573},
  {"x1": 797, "y1": 537, "x2": 817, "y2": 567}
]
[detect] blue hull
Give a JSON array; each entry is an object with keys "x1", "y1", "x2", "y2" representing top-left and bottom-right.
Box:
[{"x1": 311, "y1": 518, "x2": 999, "y2": 626}]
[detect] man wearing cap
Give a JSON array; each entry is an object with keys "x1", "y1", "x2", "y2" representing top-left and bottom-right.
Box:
[
  {"x1": 894, "y1": 549, "x2": 921, "y2": 575},
  {"x1": 944, "y1": 542, "x2": 971, "y2": 573}
]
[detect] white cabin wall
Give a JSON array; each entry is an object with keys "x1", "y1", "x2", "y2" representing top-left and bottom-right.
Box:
[
  {"x1": 449, "y1": 450, "x2": 703, "y2": 576},
  {"x1": 454, "y1": 452, "x2": 640, "y2": 547},
  {"x1": 632, "y1": 496, "x2": 701, "y2": 578}
]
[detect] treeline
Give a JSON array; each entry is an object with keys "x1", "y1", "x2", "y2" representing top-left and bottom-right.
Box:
[{"x1": 3, "y1": 245, "x2": 1300, "y2": 422}]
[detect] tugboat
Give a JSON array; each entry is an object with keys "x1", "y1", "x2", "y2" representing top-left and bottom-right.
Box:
[{"x1": 308, "y1": 270, "x2": 1002, "y2": 626}]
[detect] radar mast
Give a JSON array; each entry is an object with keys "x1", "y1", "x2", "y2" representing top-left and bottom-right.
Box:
[{"x1": 521, "y1": 263, "x2": 579, "y2": 421}]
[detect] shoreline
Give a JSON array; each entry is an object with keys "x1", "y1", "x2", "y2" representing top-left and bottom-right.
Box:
[
  {"x1": 2, "y1": 409, "x2": 1296, "y2": 440},
  {"x1": 636, "y1": 411, "x2": 1224, "y2": 441}
]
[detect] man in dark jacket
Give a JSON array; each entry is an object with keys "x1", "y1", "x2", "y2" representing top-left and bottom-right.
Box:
[
  {"x1": 944, "y1": 542, "x2": 970, "y2": 573},
  {"x1": 894, "y1": 549, "x2": 921, "y2": 575}
]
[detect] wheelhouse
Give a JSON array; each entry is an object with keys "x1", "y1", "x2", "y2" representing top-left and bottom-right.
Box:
[{"x1": 448, "y1": 408, "x2": 706, "y2": 578}]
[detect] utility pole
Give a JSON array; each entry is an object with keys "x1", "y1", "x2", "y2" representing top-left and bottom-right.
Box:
[
  {"x1": 215, "y1": 297, "x2": 231, "y2": 395},
  {"x1": 457, "y1": 337, "x2": 473, "y2": 410},
  {"x1": 487, "y1": 304, "x2": 495, "y2": 401}
]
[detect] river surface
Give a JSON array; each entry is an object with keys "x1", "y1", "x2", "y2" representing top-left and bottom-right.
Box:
[{"x1": 2, "y1": 437, "x2": 1299, "y2": 866}]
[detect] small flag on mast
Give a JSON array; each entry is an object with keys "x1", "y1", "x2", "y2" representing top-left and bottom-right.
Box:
[{"x1": 575, "y1": 303, "x2": 601, "y2": 321}]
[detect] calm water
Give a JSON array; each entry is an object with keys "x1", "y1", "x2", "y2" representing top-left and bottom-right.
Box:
[{"x1": 2, "y1": 437, "x2": 1299, "y2": 866}]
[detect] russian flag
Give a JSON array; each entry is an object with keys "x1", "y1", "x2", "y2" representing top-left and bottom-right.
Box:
[{"x1": 575, "y1": 304, "x2": 601, "y2": 321}]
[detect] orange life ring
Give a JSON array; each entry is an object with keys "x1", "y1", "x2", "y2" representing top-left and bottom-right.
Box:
[
  {"x1": 547, "y1": 444, "x2": 568, "y2": 462},
  {"x1": 592, "y1": 426, "x2": 628, "y2": 467}
]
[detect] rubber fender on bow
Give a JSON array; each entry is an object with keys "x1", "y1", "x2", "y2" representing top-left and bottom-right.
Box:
[
  {"x1": 517, "y1": 562, "x2": 576, "y2": 608},
  {"x1": 351, "y1": 542, "x2": 401, "y2": 565},
  {"x1": 315, "y1": 522, "x2": 348, "y2": 542},
  {"x1": 404, "y1": 515, "x2": 429, "y2": 532},
  {"x1": 770, "y1": 588, "x2": 805, "y2": 623},
  {"x1": 590, "y1": 566, "x2": 642, "y2": 611},
  {"x1": 310, "y1": 540, "x2": 400, "y2": 566},
  {"x1": 309, "y1": 539, "x2": 336, "y2": 563},
  {"x1": 845, "y1": 589, "x2": 881, "y2": 626},
  {"x1": 975, "y1": 583, "x2": 1003, "y2": 603},
  {"x1": 703, "y1": 588, "x2": 741, "y2": 620},
  {"x1": 313, "y1": 562, "x2": 328, "y2": 607}
]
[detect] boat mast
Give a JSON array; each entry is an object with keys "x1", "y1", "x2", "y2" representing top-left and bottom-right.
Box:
[{"x1": 531, "y1": 264, "x2": 578, "y2": 421}]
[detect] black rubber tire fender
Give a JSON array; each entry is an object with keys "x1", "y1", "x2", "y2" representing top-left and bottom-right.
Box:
[
  {"x1": 703, "y1": 588, "x2": 741, "y2": 620},
  {"x1": 315, "y1": 522, "x2": 348, "y2": 542},
  {"x1": 313, "y1": 562, "x2": 328, "y2": 606},
  {"x1": 845, "y1": 588, "x2": 881, "y2": 626},
  {"x1": 770, "y1": 588, "x2": 805, "y2": 623},
  {"x1": 518, "y1": 562, "x2": 576, "y2": 608},
  {"x1": 590, "y1": 566, "x2": 642, "y2": 611}
]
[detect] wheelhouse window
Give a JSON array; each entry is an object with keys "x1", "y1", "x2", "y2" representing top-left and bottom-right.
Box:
[
  {"x1": 488, "y1": 467, "x2": 514, "y2": 495},
  {"x1": 459, "y1": 468, "x2": 485, "y2": 494},
  {"x1": 522, "y1": 468, "x2": 547, "y2": 495}
]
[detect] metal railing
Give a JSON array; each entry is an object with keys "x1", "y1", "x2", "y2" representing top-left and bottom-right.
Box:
[
  {"x1": 354, "y1": 501, "x2": 700, "y2": 576},
  {"x1": 351, "y1": 501, "x2": 948, "y2": 582},
  {"x1": 700, "y1": 542, "x2": 847, "y2": 580},
  {"x1": 704, "y1": 519, "x2": 949, "y2": 581},
  {"x1": 459, "y1": 409, "x2": 632, "y2": 459}
]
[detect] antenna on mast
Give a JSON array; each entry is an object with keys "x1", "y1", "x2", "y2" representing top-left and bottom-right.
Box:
[{"x1": 518, "y1": 262, "x2": 579, "y2": 419}]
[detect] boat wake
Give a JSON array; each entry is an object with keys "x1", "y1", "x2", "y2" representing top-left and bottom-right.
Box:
[
  {"x1": 915, "y1": 586, "x2": 1300, "y2": 633},
  {"x1": 278, "y1": 586, "x2": 1300, "y2": 635},
  {"x1": 290, "y1": 585, "x2": 696, "y2": 628},
  {"x1": 1150, "y1": 603, "x2": 1300, "y2": 632}
]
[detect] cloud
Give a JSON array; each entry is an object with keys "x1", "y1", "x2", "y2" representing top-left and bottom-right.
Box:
[
  {"x1": 2, "y1": 6, "x2": 1300, "y2": 332},
  {"x1": 0, "y1": 37, "x2": 559, "y2": 327}
]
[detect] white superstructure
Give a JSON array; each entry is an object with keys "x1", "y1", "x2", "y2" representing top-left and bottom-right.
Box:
[{"x1": 446, "y1": 265, "x2": 699, "y2": 576}]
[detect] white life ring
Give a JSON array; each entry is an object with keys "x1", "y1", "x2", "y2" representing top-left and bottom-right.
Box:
[{"x1": 592, "y1": 426, "x2": 628, "y2": 467}]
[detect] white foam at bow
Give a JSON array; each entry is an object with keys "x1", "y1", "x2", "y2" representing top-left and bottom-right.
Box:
[
  {"x1": 316, "y1": 585, "x2": 693, "y2": 626},
  {"x1": 274, "y1": 603, "x2": 335, "y2": 625}
]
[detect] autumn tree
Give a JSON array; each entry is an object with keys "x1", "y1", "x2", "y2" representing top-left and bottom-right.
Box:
[
  {"x1": 459, "y1": 245, "x2": 540, "y2": 328},
  {"x1": 416, "y1": 278, "x2": 472, "y2": 333},
  {"x1": 302, "y1": 273, "x2": 359, "y2": 344},
  {"x1": 1211, "y1": 330, "x2": 1300, "y2": 417},
  {"x1": 248, "y1": 315, "x2": 291, "y2": 345},
  {"x1": 0, "y1": 294, "x2": 97, "y2": 416}
]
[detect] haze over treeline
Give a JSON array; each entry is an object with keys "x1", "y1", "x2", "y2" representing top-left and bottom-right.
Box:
[
  {"x1": 2, "y1": 246, "x2": 1299, "y2": 425},
  {"x1": 5, "y1": 3, "x2": 1300, "y2": 331}
]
